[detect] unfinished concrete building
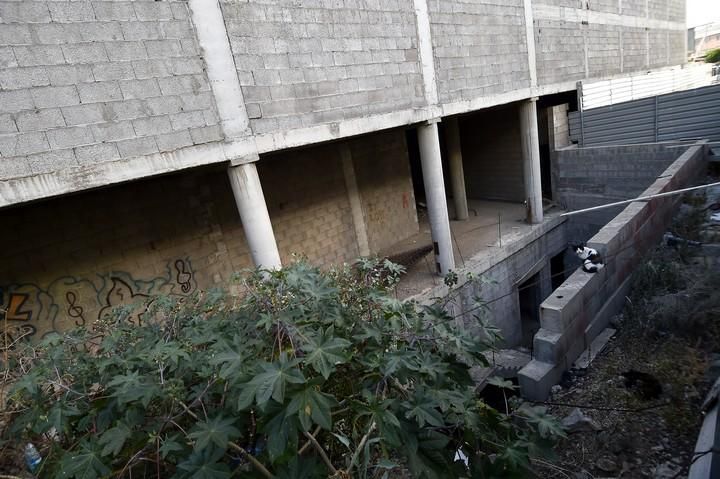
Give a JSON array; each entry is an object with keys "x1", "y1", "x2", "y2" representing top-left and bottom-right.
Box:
[{"x1": 0, "y1": 0, "x2": 698, "y2": 397}]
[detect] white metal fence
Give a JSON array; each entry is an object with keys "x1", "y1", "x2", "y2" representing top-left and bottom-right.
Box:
[{"x1": 580, "y1": 63, "x2": 715, "y2": 111}]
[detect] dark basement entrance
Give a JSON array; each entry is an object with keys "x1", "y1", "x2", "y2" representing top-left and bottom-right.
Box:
[{"x1": 518, "y1": 272, "x2": 541, "y2": 348}]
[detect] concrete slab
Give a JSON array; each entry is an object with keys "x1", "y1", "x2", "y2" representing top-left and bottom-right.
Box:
[{"x1": 573, "y1": 327, "x2": 616, "y2": 369}]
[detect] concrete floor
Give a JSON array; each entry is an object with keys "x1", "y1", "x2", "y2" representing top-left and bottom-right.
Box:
[{"x1": 381, "y1": 198, "x2": 563, "y2": 299}]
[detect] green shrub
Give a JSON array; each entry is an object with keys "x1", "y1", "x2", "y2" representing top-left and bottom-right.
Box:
[
  {"x1": 705, "y1": 48, "x2": 720, "y2": 63},
  {"x1": 2, "y1": 260, "x2": 563, "y2": 478}
]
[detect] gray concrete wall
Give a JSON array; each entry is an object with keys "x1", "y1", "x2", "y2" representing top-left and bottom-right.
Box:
[
  {"x1": 0, "y1": 0, "x2": 222, "y2": 182},
  {"x1": 0, "y1": 0, "x2": 686, "y2": 208},
  {"x1": 428, "y1": 0, "x2": 531, "y2": 104},
  {"x1": 552, "y1": 143, "x2": 683, "y2": 238},
  {"x1": 220, "y1": 0, "x2": 426, "y2": 135},
  {"x1": 519, "y1": 142, "x2": 708, "y2": 400},
  {"x1": 461, "y1": 106, "x2": 526, "y2": 203}
]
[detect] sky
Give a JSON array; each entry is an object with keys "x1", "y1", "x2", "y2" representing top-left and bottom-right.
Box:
[{"x1": 687, "y1": 0, "x2": 720, "y2": 28}]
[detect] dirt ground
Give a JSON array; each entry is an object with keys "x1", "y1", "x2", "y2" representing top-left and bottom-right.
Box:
[{"x1": 536, "y1": 188, "x2": 720, "y2": 479}]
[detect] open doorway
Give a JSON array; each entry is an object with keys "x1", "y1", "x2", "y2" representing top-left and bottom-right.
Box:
[{"x1": 518, "y1": 272, "x2": 541, "y2": 348}]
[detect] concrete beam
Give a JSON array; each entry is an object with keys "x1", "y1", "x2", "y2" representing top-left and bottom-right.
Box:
[
  {"x1": 519, "y1": 99, "x2": 544, "y2": 224},
  {"x1": 0, "y1": 138, "x2": 258, "y2": 208},
  {"x1": 339, "y1": 143, "x2": 370, "y2": 257},
  {"x1": 417, "y1": 119, "x2": 455, "y2": 275},
  {"x1": 412, "y1": 0, "x2": 438, "y2": 106},
  {"x1": 227, "y1": 162, "x2": 281, "y2": 270},
  {"x1": 532, "y1": 4, "x2": 686, "y2": 31},
  {"x1": 444, "y1": 118, "x2": 468, "y2": 221},
  {"x1": 187, "y1": 0, "x2": 252, "y2": 143},
  {"x1": 522, "y1": 0, "x2": 538, "y2": 88}
]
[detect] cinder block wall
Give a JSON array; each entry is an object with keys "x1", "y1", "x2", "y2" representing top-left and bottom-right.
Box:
[
  {"x1": 0, "y1": 129, "x2": 419, "y2": 339},
  {"x1": 519, "y1": 142, "x2": 707, "y2": 400},
  {"x1": 349, "y1": 130, "x2": 419, "y2": 253},
  {"x1": 220, "y1": 0, "x2": 426, "y2": 135},
  {"x1": 429, "y1": 0, "x2": 530, "y2": 104},
  {"x1": 0, "y1": 168, "x2": 249, "y2": 340},
  {"x1": 533, "y1": 0, "x2": 687, "y2": 86},
  {"x1": 460, "y1": 105, "x2": 525, "y2": 202},
  {"x1": 552, "y1": 143, "x2": 682, "y2": 237},
  {"x1": 0, "y1": 0, "x2": 223, "y2": 180}
]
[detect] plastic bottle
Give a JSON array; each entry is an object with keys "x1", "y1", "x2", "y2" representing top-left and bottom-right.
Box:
[{"x1": 24, "y1": 443, "x2": 42, "y2": 473}]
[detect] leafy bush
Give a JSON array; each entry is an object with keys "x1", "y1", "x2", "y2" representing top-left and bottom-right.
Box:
[
  {"x1": 705, "y1": 48, "x2": 720, "y2": 63},
  {"x1": 2, "y1": 260, "x2": 563, "y2": 478}
]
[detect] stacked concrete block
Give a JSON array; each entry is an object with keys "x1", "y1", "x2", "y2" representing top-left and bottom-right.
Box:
[
  {"x1": 258, "y1": 143, "x2": 360, "y2": 267},
  {"x1": 589, "y1": 0, "x2": 620, "y2": 14},
  {"x1": 519, "y1": 143, "x2": 707, "y2": 400},
  {"x1": 587, "y1": 24, "x2": 621, "y2": 77},
  {"x1": 649, "y1": 30, "x2": 670, "y2": 68},
  {"x1": 0, "y1": 167, "x2": 249, "y2": 338},
  {"x1": 461, "y1": 106, "x2": 526, "y2": 202},
  {"x1": 534, "y1": 19, "x2": 586, "y2": 85},
  {"x1": 648, "y1": 0, "x2": 669, "y2": 20},
  {"x1": 349, "y1": 130, "x2": 419, "y2": 253},
  {"x1": 428, "y1": 0, "x2": 530, "y2": 104},
  {"x1": 622, "y1": 28, "x2": 649, "y2": 71},
  {"x1": 0, "y1": 0, "x2": 222, "y2": 180},
  {"x1": 220, "y1": 0, "x2": 425, "y2": 135},
  {"x1": 667, "y1": 0, "x2": 685, "y2": 23},
  {"x1": 621, "y1": 0, "x2": 647, "y2": 16}
]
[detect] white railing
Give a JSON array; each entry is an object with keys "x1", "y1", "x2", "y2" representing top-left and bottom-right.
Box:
[{"x1": 580, "y1": 63, "x2": 715, "y2": 110}]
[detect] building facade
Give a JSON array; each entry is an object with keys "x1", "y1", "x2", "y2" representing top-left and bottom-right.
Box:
[{"x1": 0, "y1": 0, "x2": 686, "y2": 340}]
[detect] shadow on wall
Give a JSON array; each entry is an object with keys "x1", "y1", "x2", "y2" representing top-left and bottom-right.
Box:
[{"x1": 1, "y1": 258, "x2": 196, "y2": 343}]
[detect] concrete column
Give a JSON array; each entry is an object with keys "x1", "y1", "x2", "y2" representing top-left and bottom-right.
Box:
[
  {"x1": 445, "y1": 118, "x2": 469, "y2": 221},
  {"x1": 519, "y1": 99, "x2": 544, "y2": 224},
  {"x1": 417, "y1": 120, "x2": 455, "y2": 275},
  {"x1": 339, "y1": 144, "x2": 371, "y2": 257},
  {"x1": 227, "y1": 162, "x2": 282, "y2": 270}
]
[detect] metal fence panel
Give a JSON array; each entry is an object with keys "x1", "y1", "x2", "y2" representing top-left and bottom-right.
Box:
[{"x1": 569, "y1": 84, "x2": 720, "y2": 146}]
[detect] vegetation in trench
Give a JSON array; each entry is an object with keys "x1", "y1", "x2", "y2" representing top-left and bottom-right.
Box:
[{"x1": 1, "y1": 259, "x2": 564, "y2": 478}]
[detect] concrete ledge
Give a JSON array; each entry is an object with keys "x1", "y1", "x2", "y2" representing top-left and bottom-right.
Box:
[{"x1": 519, "y1": 142, "x2": 708, "y2": 400}]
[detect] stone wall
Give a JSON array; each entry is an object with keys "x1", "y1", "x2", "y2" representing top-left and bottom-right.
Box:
[{"x1": 519, "y1": 142, "x2": 708, "y2": 400}]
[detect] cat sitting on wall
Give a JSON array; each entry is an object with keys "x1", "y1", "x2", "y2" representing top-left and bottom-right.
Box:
[{"x1": 571, "y1": 242, "x2": 605, "y2": 273}]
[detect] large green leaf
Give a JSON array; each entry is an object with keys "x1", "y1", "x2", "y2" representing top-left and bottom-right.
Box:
[
  {"x1": 238, "y1": 353, "x2": 306, "y2": 409},
  {"x1": 58, "y1": 442, "x2": 111, "y2": 479},
  {"x1": 404, "y1": 399, "x2": 445, "y2": 428},
  {"x1": 98, "y1": 422, "x2": 131, "y2": 457},
  {"x1": 301, "y1": 328, "x2": 351, "y2": 379},
  {"x1": 188, "y1": 415, "x2": 241, "y2": 451},
  {"x1": 176, "y1": 448, "x2": 232, "y2": 479},
  {"x1": 287, "y1": 385, "x2": 336, "y2": 430}
]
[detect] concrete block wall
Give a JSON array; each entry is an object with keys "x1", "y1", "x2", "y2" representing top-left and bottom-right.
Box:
[
  {"x1": 519, "y1": 143, "x2": 707, "y2": 400},
  {"x1": 552, "y1": 142, "x2": 682, "y2": 235},
  {"x1": 260, "y1": 144, "x2": 360, "y2": 267},
  {"x1": 0, "y1": 167, "x2": 250, "y2": 340},
  {"x1": 460, "y1": 105, "x2": 526, "y2": 203},
  {"x1": 220, "y1": 0, "x2": 425, "y2": 135},
  {"x1": 532, "y1": 0, "x2": 687, "y2": 86},
  {"x1": 348, "y1": 130, "x2": 419, "y2": 253},
  {"x1": 548, "y1": 103, "x2": 571, "y2": 150},
  {"x1": 0, "y1": 127, "x2": 421, "y2": 339},
  {"x1": 428, "y1": 0, "x2": 530, "y2": 104},
  {"x1": 0, "y1": 0, "x2": 222, "y2": 181}
]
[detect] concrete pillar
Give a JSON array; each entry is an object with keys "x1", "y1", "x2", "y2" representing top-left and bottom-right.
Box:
[
  {"x1": 227, "y1": 162, "x2": 282, "y2": 270},
  {"x1": 417, "y1": 120, "x2": 455, "y2": 275},
  {"x1": 445, "y1": 118, "x2": 469, "y2": 221},
  {"x1": 339, "y1": 144, "x2": 371, "y2": 257},
  {"x1": 519, "y1": 99, "x2": 544, "y2": 224}
]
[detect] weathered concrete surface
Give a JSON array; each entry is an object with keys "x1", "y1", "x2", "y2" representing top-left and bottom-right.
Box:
[
  {"x1": 0, "y1": 0, "x2": 686, "y2": 209},
  {"x1": 519, "y1": 142, "x2": 708, "y2": 400}
]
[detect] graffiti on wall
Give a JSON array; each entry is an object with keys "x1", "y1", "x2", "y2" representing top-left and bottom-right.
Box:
[{"x1": 0, "y1": 258, "x2": 196, "y2": 343}]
